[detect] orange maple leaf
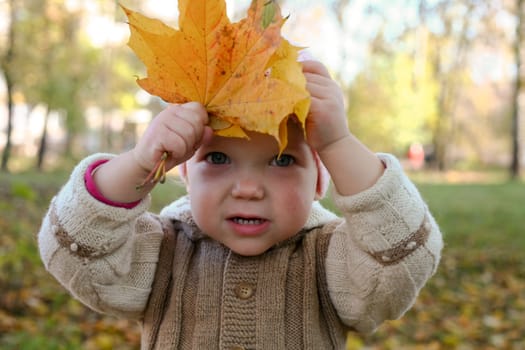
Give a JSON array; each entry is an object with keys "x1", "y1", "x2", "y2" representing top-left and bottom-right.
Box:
[{"x1": 122, "y1": 0, "x2": 310, "y2": 151}]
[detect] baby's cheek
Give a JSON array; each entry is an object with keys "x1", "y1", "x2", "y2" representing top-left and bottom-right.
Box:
[{"x1": 282, "y1": 189, "x2": 312, "y2": 218}]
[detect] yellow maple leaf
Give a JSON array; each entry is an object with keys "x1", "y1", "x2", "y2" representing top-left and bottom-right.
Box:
[{"x1": 122, "y1": 0, "x2": 310, "y2": 151}]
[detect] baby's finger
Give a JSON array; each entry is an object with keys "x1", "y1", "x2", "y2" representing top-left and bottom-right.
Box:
[
  {"x1": 178, "y1": 102, "x2": 209, "y2": 125},
  {"x1": 306, "y1": 78, "x2": 343, "y2": 104},
  {"x1": 302, "y1": 60, "x2": 331, "y2": 78},
  {"x1": 166, "y1": 117, "x2": 200, "y2": 152},
  {"x1": 199, "y1": 126, "x2": 214, "y2": 147}
]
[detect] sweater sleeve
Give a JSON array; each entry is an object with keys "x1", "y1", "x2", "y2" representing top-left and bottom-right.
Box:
[
  {"x1": 325, "y1": 153, "x2": 443, "y2": 334},
  {"x1": 38, "y1": 153, "x2": 166, "y2": 320}
]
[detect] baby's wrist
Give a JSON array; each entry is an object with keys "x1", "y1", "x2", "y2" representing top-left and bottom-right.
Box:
[
  {"x1": 315, "y1": 132, "x2": 353, "y2": 157},
  {"x1": 130, "y1": 149, "x2": 156, "y2": 179},
  {"x1": 85, "y1": 159, "x2": 142, "y2": 208}
]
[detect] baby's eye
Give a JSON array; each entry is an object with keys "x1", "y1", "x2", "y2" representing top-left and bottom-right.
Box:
[
  {"x1": 271, "y1": 154, "x2": 295, "y2": 167},
  {"x1": 205, "y1": 152, "x2": 230, "y2": 164}
]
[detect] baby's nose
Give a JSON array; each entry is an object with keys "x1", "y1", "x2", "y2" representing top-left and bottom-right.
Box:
[{"x1": 231, "y1": 178, "x2": 264, "y2": 200}]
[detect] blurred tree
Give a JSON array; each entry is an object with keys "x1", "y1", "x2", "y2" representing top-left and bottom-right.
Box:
[
  {"x1": 0, "y1": 0, "x2": 16, "y2": 172},
  {"x1": 326, "y1": 0, "x2": 438, "y2": 155},
  {"x1": 423, "y1": 0, "x2": 522, "y2": 172},
  {"x1": 96, "y1": 1, "x2": 142, "y2": 152},
  {"x1": 313, "y1": 0, "x2": 519, "y2": 170},
  {"x1": 0, "y1": 0, "x2": 146, "y2": 170},
  {"x1": 0, "y1": 0, "x2": 101, "y2": 170},
  {"x1": 330, "y1": 0, "x2": 351, "y2": 83},
  {"x1": 346, "y1": 35, "x2": 438, "y2": 154},
  {"x1": 411, "y1": 0, "x2": 481, "y2": 170},
  {"x1": 16, "y1": 0, "x2": 100, "y2": 170},
  {"x1": 510, "y1": 0, "x2": 523, "y2": 179}
]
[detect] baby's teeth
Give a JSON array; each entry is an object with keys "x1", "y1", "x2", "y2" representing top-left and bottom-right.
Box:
[{"x1": 235, "y1": 218, "x2": 261, "y2": 225}]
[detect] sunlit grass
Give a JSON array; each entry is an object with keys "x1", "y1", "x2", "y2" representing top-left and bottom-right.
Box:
[{"x1": 418, "y1": 182, "x2": 525, "y2": 253}]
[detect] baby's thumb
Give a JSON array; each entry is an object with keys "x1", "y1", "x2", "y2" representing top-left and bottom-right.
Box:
[{"x1": 199, "y1": 126, "x2": 214, "y2": 147}]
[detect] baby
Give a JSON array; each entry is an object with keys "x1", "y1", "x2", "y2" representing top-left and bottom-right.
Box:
[{"x1": 38, "y1": 59, "x2": 443, "y2": 349}]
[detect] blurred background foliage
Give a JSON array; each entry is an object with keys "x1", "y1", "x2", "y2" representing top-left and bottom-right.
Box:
[
  {"x1": 0, "y1": 0, "x2": 524, "y2": 349},
  {"x1": 0, "y1": 0, "x2": 523, "y2": 175}
]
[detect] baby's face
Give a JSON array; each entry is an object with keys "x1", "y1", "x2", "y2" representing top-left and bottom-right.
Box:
[{"x1": 184, "y1": 123, "x2": 318, "y2": 256}]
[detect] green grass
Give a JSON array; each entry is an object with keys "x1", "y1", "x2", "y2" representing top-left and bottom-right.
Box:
[
  {"x1": 418, "y1": 182, "x2": 525, "y2": 254},
  {"x1": 1, "y1": 170, "x2": 524, "y2": 349}
]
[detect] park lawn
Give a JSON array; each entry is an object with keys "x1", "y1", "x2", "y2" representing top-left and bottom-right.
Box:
[
  {"x1": 0, "y1": 171, "x2": 524, "y2": 349},
  {"x1": 419, "y1": 182, "x2": 525, "y2": 254}
]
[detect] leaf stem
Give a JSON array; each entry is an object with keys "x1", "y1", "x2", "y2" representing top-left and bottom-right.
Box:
[{"x1": 136, "y1": 152, "x2": 169, "y2": 191}]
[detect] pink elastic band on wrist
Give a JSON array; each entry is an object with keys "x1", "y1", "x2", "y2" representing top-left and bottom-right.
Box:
[{"x1": 84, "y1": 159, "x2": 141, "y2": 209}]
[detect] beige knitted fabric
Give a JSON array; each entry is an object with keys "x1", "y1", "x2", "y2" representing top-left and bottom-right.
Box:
[{"x1": 38, "y1": 153, "x2": 443, "y2": 349}]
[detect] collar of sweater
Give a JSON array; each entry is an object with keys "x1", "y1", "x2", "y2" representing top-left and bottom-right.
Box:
[{"x1": 159, "y1": 195, "x2": 338, "y2": 242}]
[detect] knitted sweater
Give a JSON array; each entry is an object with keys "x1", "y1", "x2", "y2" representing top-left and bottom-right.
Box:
[{"x1": 38, "y1": 153, "x2": 443, "y2": 349}]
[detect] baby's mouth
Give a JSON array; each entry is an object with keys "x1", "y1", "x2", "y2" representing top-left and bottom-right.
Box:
[
  {"x1": 231, "y1": 217, "x2": 266, "y2": 225},
  {"x1": 227, "y1": 215, "x2": 270, "y2": 236}
]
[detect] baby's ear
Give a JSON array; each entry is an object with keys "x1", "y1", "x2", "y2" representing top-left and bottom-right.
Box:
[
  {"x1": 178, "y1": 162, "x2": 189, "y2": 191},
  {"x1": 312, "y1": 151, "x2": 330, "y2": 200}
]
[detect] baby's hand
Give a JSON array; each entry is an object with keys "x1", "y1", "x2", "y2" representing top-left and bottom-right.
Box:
[
  {"x1": 302, "y1": 60, "x2": 350, "y2": 153},
  {"x1": 132, "y1": 102, "x2": 211, "y2": 174},
  {"x1": 301, "y1": 58, "x2": 384, "y2": 195}
]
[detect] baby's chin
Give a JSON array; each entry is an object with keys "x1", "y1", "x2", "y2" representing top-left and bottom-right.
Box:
[
  {"x1": 225, "y1": 244, "x2": 270, "y2": 257},
  {"x1": 220, "y1": 239, "x2": 276, "y2": 257}
]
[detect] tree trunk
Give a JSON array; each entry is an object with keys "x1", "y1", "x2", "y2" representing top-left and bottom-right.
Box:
[
  {"x1": 1, "y1": 73, "x2": 14, "y2": 172},
  {"x1": 36, "y1": 107, "x2": 50, "y2": 171},
  {"x1": 1, "y1": 0, "x2": 16, "y2": 172},
  {"x1": 510, "y1": 0, "x2": 523, "y2": 179}
]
